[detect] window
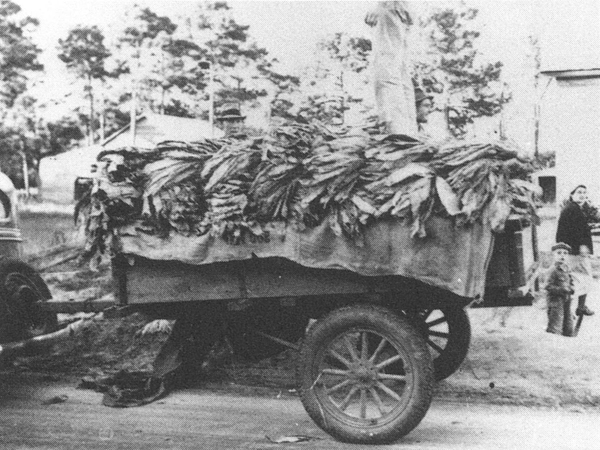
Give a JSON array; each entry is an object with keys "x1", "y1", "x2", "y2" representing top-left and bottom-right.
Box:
[{"x1": 0, "y1": 190, "x2": 11, "y2": 221}]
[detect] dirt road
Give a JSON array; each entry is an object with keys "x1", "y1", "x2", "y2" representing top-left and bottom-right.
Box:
[{"x1": 1, "y1": 373, "x2": 598, "y2": 450}]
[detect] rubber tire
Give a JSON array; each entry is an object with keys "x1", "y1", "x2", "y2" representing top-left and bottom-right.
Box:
[
  {"x1": 424, "y1": 307, "x2": 471, "y2": 381},
  {"x1": 297, "y1": 304, "x2": 434, "y2": 444},
  {"x1": 0, "y1": 259, "x2": 57, "y2": 344}
]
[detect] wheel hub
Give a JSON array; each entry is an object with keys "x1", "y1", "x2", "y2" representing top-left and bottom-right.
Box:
[{"x1": 349, "y1": 361, "x2": 377, "y2": 387}]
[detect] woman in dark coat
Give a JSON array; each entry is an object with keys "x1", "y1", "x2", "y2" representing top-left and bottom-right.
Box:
[{"x1": 556, "y1": 185, "x2": 594, "y2": 316}]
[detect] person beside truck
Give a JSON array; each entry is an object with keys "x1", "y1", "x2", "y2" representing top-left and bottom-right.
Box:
[
  {"x1": 555, "y1": 185, "x2": 595, "y2": 317},
  {"x1": 545, "y1": 242, "x2": 575, "y2": 336}
]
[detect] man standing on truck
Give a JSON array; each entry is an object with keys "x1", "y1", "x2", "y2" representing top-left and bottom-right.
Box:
[
  {"x1": 365, "y1": 1, "x2": 418, "y2": 136},
  {"x1": 215, "y1": 103, "x2": 247, "y2": 139},
  {"x1": 415, "y1": 87, "x2": 434, "y2": 132}
]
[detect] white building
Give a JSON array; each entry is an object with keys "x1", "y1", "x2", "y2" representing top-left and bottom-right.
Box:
[{"x1": 538, "y1": 68, "x2": 600, "y2": 204}]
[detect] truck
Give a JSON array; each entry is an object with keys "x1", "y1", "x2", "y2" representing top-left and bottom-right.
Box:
[{"x1": 0, "y1": 138, "x2": 536, "y2": 445}]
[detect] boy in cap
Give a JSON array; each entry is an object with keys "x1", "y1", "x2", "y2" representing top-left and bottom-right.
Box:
[{"x1": 545, "y1": 242, "x2": 575, "y2": 336}]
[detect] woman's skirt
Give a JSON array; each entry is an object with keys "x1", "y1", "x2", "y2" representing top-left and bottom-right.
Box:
[{"x1": 570, "y1": 255, "x2": 593, "y2": 297}]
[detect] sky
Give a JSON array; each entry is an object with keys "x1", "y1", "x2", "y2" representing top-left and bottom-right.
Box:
[
  {"x1": 17, "y1": 0, "x2": 371, "y2": 73},
  {"x1": 16, "y1": 0, "x2": 599, "y2": 73}
]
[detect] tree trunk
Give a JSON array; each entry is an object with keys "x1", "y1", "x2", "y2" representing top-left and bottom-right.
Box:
[
  {"x1": 100, "y1": 110, "x2": 105, "y2": 142},
  {"x1": 340, "y1": 70, "x2": 345, "y2": 125},
  {"x1": 88, "y1": 74, "x2": 95, "y2": 145},
  {"x1": 130, "y1": 82, "x2": 138, "y2": 146},
  {"x1": 19, "y1": 149, "x2": 29, "y2": 198},
  {"x1": 130, "y1": 45, "x2": 140, "y2": 146}
]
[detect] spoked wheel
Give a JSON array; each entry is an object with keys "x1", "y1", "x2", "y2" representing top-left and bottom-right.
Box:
[
  {"x1": 0, "y1": 259, "x2": 57, "y2": 344},
  {"x1": 297, "y1": 304, "x2": 434, "y2": 444},
  {"x1": 406, "y1": 307, "x2": 471, "y2": 381}
]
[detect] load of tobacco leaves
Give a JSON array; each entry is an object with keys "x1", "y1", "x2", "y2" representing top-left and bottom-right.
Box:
[{"x1": 76, "y1": 121, "x2": 540, "y2": 263}]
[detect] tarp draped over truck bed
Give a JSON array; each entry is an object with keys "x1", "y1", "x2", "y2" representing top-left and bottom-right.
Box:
[{"x1": 120, "y1": 215, "x2": 494, "y2": 299}]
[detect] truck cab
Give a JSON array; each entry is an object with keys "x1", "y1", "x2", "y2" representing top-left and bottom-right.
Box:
[
  {"x1": 0, "y1": 171, "x2": 55, "y2": 345},
  {"x1": 0, "y1": 171, "x2": 23, "y2": 259}
]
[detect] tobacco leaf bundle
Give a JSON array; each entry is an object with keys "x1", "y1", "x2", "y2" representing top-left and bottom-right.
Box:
[
  {"x1": 249, "y1": 144, "x2": 306, "y2": 222},
  {"x1": 429, "y1": 140, "x2": 538, "y2": 229},
  {"x1": 144, "y1": 140, "x2": 219, "y2": 197},
  {"x1": 79, "y1": 120, "x2": 539, "y2": 259},
  {"x1": 298, "y1": 134, "x2": 370, "y2": 227}
]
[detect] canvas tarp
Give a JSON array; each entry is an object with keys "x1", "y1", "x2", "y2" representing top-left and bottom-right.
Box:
[{"x1": 119, "y1": 216, "x2": 495, "y2": 299}]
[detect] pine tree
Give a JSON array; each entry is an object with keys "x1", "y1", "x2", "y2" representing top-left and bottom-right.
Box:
[
  {"x1": 0, "y1": 0, "x2": 43, "y2": 110},
  {"x1": 114, "y1": 6, "x2": 178, "y2": 121},
  {"x1": 58, "y1": 25, "x2": 112, "y2": 144},
  {"x1": 185, "y1": 1, "x2": 295, "y2": 118},
  {"x1": 290, "y1": 32, "x2": 372, "y2": 125},
  {"x1": 0, "y1": 0, "x2": 43, "y2": 187},
  {"x1": 414, "y1": 4, "x2": 510, "y2": 137}
]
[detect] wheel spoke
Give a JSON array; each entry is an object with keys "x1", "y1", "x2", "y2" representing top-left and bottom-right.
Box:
[
  {"x1": 360, "y1": 332, "x2": 368, "y2": 361},
  {"x1": 375, "y1": 381, "x2": 402, "y2": 402},
  {"x1": 328, "y1": 349, "x2": 353, "y2": 368},
  {"x1": 427, "y1": 316, "x2": 447, "y2": 328},
  {"x1": 339, "y1": 385, "x2": 360, "y2": 411},
  {"x1": 360, "y1": 388, "x2": 368, "y2": 419},
  {"x1": 427, "y1": 339, "x2": 445, "y2": 354},
  {"x1": 326, "y1": 379, "x2": 353, "y2": 395},
  {"x1": 321, "y1": 368, "x2": 349, "y2": 377},
  {"x1": 368, "y1": 337, "x2": 388, "y2": 363},
  {"x1": 343, "y1": 335, "x2": 360, "y2": 362},
  {"x1": 428, "y1": 330, "x2": 449, "y2": 338},
  {"x1": 377, "y1": 373, "x2": 407, "y2": 382},
  {"x1": 375, "y1": 353, "x2": 403, "y2": 370},
  {"x1": 369, "y1": 387, "x2": 386, "y2": 415}
]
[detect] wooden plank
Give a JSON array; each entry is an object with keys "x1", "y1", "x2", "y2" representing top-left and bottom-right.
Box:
[
  {"x1": 122, "y1": 256, "x2": 468, "y2": 306},
  {"x1": 126, "y1": 258, "x2": 242, "y2": 304},
  {"x1": 243, "y1": 258, "x2": 371, "y2": 298},
  {"x1": 124, "y1": 257, "x2": 380, "y2": 304}
]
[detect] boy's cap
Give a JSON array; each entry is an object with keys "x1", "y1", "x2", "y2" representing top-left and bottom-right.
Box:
[{"x1": 552, "y1": 242, "x2": 572, "y2": 253}]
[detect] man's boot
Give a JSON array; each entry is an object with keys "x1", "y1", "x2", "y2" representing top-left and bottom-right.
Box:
[
  {"x1": 576, "y1": 295, "x2": 595, "y2": 316},
  {"x1": 576, "y1": 305, "x2": 595, "y2": 316}
]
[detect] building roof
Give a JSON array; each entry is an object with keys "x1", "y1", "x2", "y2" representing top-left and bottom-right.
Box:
[{"x1": 102, "y1": 112, "x2": 223, "y2": 148}]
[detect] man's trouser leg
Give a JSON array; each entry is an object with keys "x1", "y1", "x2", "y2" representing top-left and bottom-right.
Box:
[
  {"x1": 546, "y1": 300, "x2": 563, "y2": 335},
  {"x1": 563, "y1": 297, "x2": 575, "y2": 337}
]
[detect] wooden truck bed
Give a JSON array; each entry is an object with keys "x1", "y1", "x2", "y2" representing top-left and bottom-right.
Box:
[{"x1": 112, "y1": 255, "x2": 464, "y2": 308}]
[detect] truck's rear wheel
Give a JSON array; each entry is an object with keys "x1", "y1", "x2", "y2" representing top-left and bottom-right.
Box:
[
  {"x1": 406, "y1": 307, "x2": 471, "y2": 381},
  {"x1": 297, "y1": 304, "x2": 433, "y2": 444},
  {"x1": 0, "y1": 259, "x2": 57, "y2": 344}
]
